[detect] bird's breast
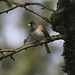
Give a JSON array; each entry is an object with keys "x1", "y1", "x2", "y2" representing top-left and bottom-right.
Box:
[{"x1": 31, "y1": 29, "x2": 44, "y2": 41}]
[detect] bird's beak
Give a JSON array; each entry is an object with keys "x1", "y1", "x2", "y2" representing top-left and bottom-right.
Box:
[{"x1": 28, "y1": 24, "x2": 31, "y2": 27}]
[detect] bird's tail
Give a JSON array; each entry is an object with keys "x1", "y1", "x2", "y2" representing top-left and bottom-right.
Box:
[{"x1": 45, "y1": 44, "x2": 51, "y2": 53}]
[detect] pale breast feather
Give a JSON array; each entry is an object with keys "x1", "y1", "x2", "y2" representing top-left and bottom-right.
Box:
[{"x1": 31, "y1": 29, "x2": 44, "y2": 41}]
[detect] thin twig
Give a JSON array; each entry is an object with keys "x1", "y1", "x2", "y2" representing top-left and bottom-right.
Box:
[
  {"x1": 24, "y1": 2, "x2": 56, "y2": 12},
  {"x1": 0, "y1": 2, "x2": 55, "y2": 15},
  {"x1": 0, "y1": 49, "x2": 15, "y2": 52},
  {"x1": 10, "y1": 55, "x2": 15, "y2": 61},
  {"x1": 55, "y1": 8, "x2": 65, "y2": 15},
  {"x1": 0, "y1": 34, "x2": 63, "y2": 61},
  {"x1": 12, "y1": 2, "x2": 56, "y2": 12},
  {"x1": 0, "y1": 5, "x2": 19, "y2": 14},
  {"x1": 24, "y1": 6, "x2": 51, "y2": 23},
  {"x1": 0, "y1": 2, "x2": 52, "y2": 23},
  {"x1": 24, "y1": 33, "x2": 31, "y2": 45},
  {"x1": 13, "y1": 2, "x2": 51, "y2": 23}
]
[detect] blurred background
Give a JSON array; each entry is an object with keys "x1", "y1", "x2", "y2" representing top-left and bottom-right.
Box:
[{"x1": 0, "y1": 0, "x2": 65, "y2": 75}]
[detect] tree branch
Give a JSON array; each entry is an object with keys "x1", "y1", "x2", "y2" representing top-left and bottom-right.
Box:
[
  {"x1": 24, "y1": 33, "x2": 31, "y2": 45},
  {"x1": 25, "y1": 6, "x2": 51, "y2": 23},
  {"x1": 0, "y1": 5, "x2": 19, "y2": 14},
  {"x1": 23, "y1": 2, "x2": 56, "y2": 12},
  {"x1": 0, "y1": 34, "x2": 63, "y2": 61},
  {"x1": 0, "y1": 2, "x2": 55, "y2": 24},
  {"x1": 12, "y1": 2, "x2": 51, "y2": 23}
]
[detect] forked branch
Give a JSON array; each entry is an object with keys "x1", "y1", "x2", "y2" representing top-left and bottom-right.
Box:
[{"x1": 0, "y1": 34, "x2": 63, "y2": 61}]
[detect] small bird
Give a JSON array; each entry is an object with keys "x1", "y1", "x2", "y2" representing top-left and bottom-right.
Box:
[{"x1": 28, "y1": 21, "x2": 51, "y2": 53}]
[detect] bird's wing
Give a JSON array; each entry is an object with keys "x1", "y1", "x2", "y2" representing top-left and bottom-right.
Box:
[{"x1": 37, "y1": 25, "x2": 50, "y2": 38}]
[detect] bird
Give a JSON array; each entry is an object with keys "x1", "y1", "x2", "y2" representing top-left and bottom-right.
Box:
[{"x1": 28, "y1": 20, "x2": 51, "y2": 53}]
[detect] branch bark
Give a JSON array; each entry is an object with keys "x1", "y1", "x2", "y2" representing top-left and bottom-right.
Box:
[
  {"x1": 0, "y1": 2, "x2": 56, "y2": 24},
  {"x1": 0, "y1": 34, "x2": 63, "y2": 61},
  {"x1": 23, "y1": 2, "x2": 56, "y2": 12},
  {"x1": 0, "y1": 5, "x2": 19, "y2": 14},
  {"x1": 13, "y1": 2, "x2": 52, "y2": 23}
]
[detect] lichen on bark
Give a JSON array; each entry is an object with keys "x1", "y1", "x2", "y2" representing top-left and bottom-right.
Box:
[{"x1": 50, "y1": 0, "x2": 75, "y2": 75}]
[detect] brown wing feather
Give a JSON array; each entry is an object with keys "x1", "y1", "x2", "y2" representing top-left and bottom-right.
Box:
[{"x1": 37, "y1": 25, "x2": 50, "y2": 38}]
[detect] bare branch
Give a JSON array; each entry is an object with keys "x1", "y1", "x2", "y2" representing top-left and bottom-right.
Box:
[
  {"x1": 0, "y1": 49, "x2": 15, "y2": 52},
  {"x1": 0, "y1": 34, "x2": 63, "y2": 61},
  {"x1": 12, "y1": 2, "x2": 51, "y2": 23},
  {"x1": 10, "y1": 55, "x2": 15, "y2": 61},
  {"x1": 55, "y1": 8, "x2": 65, "y2": 15},
  {"x1": 24, "y1": 2, "x2": 56, "y2": 12},
  {"x1": 0, "y1": 2, "x2": 53, "y2": 23},
  {"x1": 12, "y1": 2, "x2": 56, "y2": 12},
  {"x1": 24, "y1": 33, "x2": 31, "y2": 45},
  {"x1": 25, "y1": 6, "x2": 51, "y2": 23},
  {"x1": 0, "y1": 5, "x2": 19, "y2": 14}
]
